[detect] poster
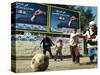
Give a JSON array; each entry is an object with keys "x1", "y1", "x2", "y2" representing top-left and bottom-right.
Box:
[
  {"x1": 12, "y1": 2, "x2": 48, "y2": 31},
  {"x1": 50, "y1": 6, "x2": 80, "y2": 33}
]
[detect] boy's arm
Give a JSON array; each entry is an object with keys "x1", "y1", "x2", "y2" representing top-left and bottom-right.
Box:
[
  {"x1": 40, "y1": 40, "x2": 43, "y2": 47},
  {"x1": 77, "y1": 30, "x2": 87, "y2": 38},
  {"x1": 49, "y1": 38, "x2": 55, "y2": 45},
  {"x1": 71, "y1": 33, "x2": 80, "y2": 37},
  {"x1": 40, "y1": 40, "x2": 42, "y2": 44},
  {"x1": 82, "y1": 31, "x2": 87, "y2": 36},
  {"x1": 54, "y1": 44, "x2": 57, "y2": 50}
]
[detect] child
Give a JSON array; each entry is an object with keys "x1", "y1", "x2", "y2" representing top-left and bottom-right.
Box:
[
  {"x1": 69, "y1": 28, "x2": 80, "y2": 64},
  {"x1": 54, "y1": 39, "x2": 63, "y2": 61},
  {"x1": 40, "y1": 34, "x2": 54, "y2": 58},
  {"x1": 83, "y1": 21, "x2": 97, "y2": 64}
]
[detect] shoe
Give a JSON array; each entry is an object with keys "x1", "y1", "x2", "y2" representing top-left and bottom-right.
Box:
[
  {"x1": 61, "y1": 59, "x2": 63, "y2": 61},
  {"x1": 54, "y1": 59, "x2": 56, "y2": 61},
  {"x1": 50, "y1": 56, "x2": 53, "y2": 59},
  {"x1": 75, "y1": 63, "x2": 80, "y2": 65},
  {"x1": 73, "y1": 61, "x2": 76, "y2": 64},
  {"x1": 87, "y1": 61, "x2": 93, "y2": 64}
]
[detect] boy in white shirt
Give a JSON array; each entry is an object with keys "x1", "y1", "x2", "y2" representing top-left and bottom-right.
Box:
[{"x1": 69, "y1": 28, "x2": 80, "y2": 64}]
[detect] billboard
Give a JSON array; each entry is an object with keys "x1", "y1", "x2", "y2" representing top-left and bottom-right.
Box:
[
  {"x1": 50, "y1": 6, "x2": 80, "y2": 33},
  {"x1": 12, "y1": 2, "x2": 48, "y2": 31},
  {"x1": 11, "y1": 3, "x2": 80, "y2": 33}
]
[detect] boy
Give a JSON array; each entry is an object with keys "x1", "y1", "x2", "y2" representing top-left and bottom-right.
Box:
[
  {"x1": 40, "y1": 34, "x2": 54, "y2": 58},
  {"x1": 69, "y1": 28, "x2": 80, "y2": 64},
  {"x1": 54, "y1": 39, "x2": 63, "y2": 61},
  {"x1": 83, "y1": 21, "x2": 97, "y2": 63}
]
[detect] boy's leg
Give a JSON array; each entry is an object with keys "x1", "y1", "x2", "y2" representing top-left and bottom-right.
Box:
[
  {"x1": 54, "y1": 50, "x2": 59, "y2": 61},
  {"x1": 43, "y1": 48, "x2": 46, "y2": 55},
  {"x1": 90, "y1": 55, "x2": 94, "y2": 62},
  {"x1": 95, "y1": 48, "x2": 97, "y2": 63},
  {"x1": 70, "y1": 46, "x2": 75, "y2": 63},
  {"x1": 57, "y1": 51, "x2": 63, "y2": 61},
  {"x1": 75, "y1": 47, "x2": 80, "y2": 63},
  {"x1": 48, "y1": 47, "x2": 53, "y2": 58},
  {"x1": 88, "y1": 48, "x2": 95, "y2": 63},
  {"x1": 59, "y1": 50, "x2": 63, "y2": 61}
]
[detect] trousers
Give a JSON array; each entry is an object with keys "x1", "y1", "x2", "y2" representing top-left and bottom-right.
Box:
[{"x1": 70, "y1": 45, "x2": 80, "y2": 63}]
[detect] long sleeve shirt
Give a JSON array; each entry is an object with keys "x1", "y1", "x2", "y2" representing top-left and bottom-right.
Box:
[{"x1": 69, "y1": 33, "x2": 80, "y2": 46}]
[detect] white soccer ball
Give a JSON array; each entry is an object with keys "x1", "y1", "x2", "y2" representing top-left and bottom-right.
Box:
[{"x1": 31, "y1": 53, "x2": 49, "y2": 72}]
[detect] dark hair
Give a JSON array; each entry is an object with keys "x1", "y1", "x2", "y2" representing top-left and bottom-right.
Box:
[
  {"x1": 73, "y1": 27, "x2": 77, "y2": 30},
  {"x1": 44, "y1": 33, "x2": 48, "y2": 36},
  {"x1": 59, "y1": 39, "x2": 62, "y2": 42}
]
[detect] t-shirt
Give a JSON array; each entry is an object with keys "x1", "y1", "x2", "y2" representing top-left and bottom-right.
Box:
[
  {"x1": 56, "y1": 42, "x2": 63, "y2": 51},
  {"x1": 84, "y1": 29, "x2": 97, "y2": 47},
  {"x1": 41, "y1": 37, "x2": 53, "y2": 48},
  {"x1": 70, "y1": 33, "x2": 80, "y2": 46}
]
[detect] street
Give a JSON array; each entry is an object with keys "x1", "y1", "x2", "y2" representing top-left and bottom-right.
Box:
[{"x1": 15, "y1": 57, "x2": 97, "y2": 73}]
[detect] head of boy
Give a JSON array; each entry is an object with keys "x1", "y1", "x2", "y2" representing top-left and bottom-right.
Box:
[
  {"x1": 44, "y1": 34, "x2": 48, "y2": 38},
  {"x1": 72, "y1": 28, "x2": 77, "y2": 33},
  {"x1": 59, "y1": 39, "x2": 62, "y2": 43},
  {"x1": 89, "y1": 21, "x2": 96, "y2": 30}
]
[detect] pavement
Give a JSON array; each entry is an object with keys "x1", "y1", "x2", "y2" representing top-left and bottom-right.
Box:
[{"x1": 15, "y1": 57, "x2": 97, "y2": 73}]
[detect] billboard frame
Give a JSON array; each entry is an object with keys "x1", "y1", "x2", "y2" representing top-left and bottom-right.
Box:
[
  {"x1": 12, "y1": 2, "x2": 49, "y2": 32},
  {"x1": 14, "y1": 3, "x2": 81, "y2": 35},
  {"x1": 48, "y1": 5, "x2": 81, "y2": 34}
]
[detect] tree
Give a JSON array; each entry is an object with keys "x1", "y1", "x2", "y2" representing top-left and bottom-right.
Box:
[{"x1": 75, "y1": 6, "x2": 96, "y2": 31}]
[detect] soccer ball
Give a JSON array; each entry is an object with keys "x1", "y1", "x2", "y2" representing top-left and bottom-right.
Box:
[{"x1": 31, "y1": 53, "x2": 49, "y2": 72}]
